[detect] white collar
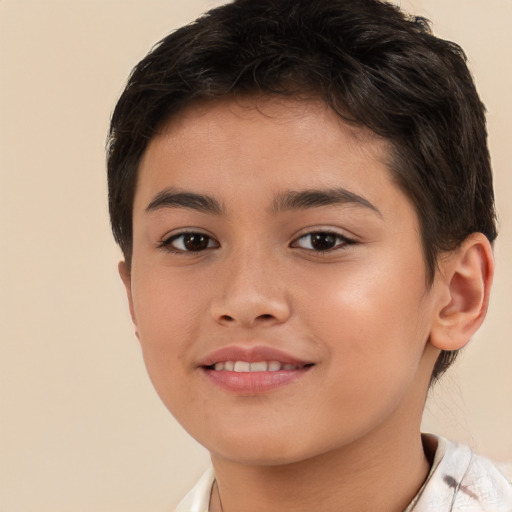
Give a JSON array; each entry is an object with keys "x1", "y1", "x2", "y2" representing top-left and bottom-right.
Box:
[{"x1": 175, "y1": 466, "x2": 215, "y2": 512}]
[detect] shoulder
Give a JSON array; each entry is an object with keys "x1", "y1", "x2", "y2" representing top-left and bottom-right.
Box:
[
  {"x1": 174, "y1": 467, "x2": 215, "y2": 512},
  {"x1": 413, "y1": 435, "x2": 512, "y2": 512}
]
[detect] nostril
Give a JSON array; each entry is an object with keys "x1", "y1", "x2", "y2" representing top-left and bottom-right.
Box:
[
  {"x1": 220, "y1": 314, "x2": 235, "y2": 322},
  {"x1": 257, "y1": 314, "x2": 275, "y2": 321}
]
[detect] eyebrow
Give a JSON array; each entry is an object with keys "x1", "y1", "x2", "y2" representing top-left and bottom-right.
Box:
[
  {"x1": 145, "y1": 186, "x2": 380, "y2": 217},
  {"x1": 145, "y1": 188, "x2": 224, "y2": 215},
  {"x1": 271, "y1": 188, "x2": 381, "y2": 216}
]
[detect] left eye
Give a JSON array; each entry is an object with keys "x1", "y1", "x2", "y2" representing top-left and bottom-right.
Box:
[
  {"x1": 291, "y1": 232, "x2": 353, "y2": 252},
  {"x1": 161, "y1": 232, "x2": 219, "y2": 252}
]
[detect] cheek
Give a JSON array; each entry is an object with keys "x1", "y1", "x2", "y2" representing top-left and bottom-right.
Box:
[
  {"x1": 294, "y1": 270, "x2": 431, "y2": 437},
  {"x1": 133, "y1": 266, "x2": 200, "y2": 332},
  {"x1": 130, "y1": 268, "x2": 207, "y2": 382},
  {"x1": 298, "y1": 258, "x2": 431, "y2": 376}
]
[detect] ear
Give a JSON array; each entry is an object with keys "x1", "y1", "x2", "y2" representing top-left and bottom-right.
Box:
[
  {"x1": 118, "y1": 260, "x2": 139, "y2": 338},
  {"x1": 429, "y1": 233, "x2": 494, "y2": 351}
]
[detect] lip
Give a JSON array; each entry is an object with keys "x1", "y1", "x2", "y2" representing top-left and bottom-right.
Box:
[
  {"x1": 198, "y1": 345, "x2": 311, "y2": 367},
  {"x1": 198, "y1": 345, "x2": 314, "y2": 394}
]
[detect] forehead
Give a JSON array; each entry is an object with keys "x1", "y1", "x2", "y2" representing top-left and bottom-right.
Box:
[
  {"x1": 135, "y1": 96, "x2": 397, "y2": 206},
  {"x1": 157, "y1": 95, "x2": 388, "y2": 159}
]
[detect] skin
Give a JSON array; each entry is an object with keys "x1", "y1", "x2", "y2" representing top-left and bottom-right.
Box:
[{"x1": 120, "y1": 96, "x2": 493, "y2": 512}]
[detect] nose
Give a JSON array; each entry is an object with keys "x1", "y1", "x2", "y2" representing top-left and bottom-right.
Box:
[{"x1": 210, "y1": 250, "x2": 291, "y2": 328}]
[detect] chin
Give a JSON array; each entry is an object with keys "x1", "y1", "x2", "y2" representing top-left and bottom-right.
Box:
[
  {"x1": 211, "y1": 443, "x2": 311, "y2": 467},
  {"x1": 198, "y1": 422, "x2": 348, "y2": 468},
  {"x1": 192, "y1": 423, "x2": 312, "y2": 466}
]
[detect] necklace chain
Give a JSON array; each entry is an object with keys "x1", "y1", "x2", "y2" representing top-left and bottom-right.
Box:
[{"x1": 212, "y1": 480, "x2": 224, "y2": 512}]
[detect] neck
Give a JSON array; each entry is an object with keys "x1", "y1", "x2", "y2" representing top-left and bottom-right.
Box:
[{"x1": 210, "y1": 423, "x2": 430, "y2": 512}]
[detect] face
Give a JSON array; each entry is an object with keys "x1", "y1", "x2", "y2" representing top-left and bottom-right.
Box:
[{"x1": 123, "y1": 97, "x2": 441, "y2": 466}]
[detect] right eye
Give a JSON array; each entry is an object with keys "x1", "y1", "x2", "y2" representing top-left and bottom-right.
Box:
[{"x1": 159, "y1": 232, "x2": 219, "y2": 253}]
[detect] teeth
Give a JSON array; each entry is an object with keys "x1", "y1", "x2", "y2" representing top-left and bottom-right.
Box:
[
  {"x1": 268, "y1": 360, "x2": 282, "y2": 371},
  {"x1": 211, "y1": 360, "x2": 301, "y2": 372},
  {"x1": 250, "y1": 361, "x2": 268, "y2": 372},
  {"x1": 234, "y1": 361, "x2": 250, "y2": 372}
]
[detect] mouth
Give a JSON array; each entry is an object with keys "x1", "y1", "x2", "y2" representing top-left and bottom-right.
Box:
[
  {"x1": 199, "y1": 346, "x2": 315, "y2": 393},
  {"x1": 204, "y1": 360, "x2": 313, "y2": 372}
]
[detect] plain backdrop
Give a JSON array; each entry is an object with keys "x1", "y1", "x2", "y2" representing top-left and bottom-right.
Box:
[{"x1": 1, "y1": 1, "x2": 511, "y2": 510}]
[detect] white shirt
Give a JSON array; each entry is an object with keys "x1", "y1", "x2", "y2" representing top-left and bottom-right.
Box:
[{"x1": 175, "y1": 435, "x2": 512, "y2": 512}]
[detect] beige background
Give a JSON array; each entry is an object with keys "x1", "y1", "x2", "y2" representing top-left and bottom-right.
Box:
[{"x1": 0, "y1": 1, "x2": 510, "y2": 510}]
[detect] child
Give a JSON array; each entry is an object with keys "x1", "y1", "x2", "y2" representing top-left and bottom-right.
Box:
[{"x1": 107, "y1": 0, "x2": 512, "y2": 510}]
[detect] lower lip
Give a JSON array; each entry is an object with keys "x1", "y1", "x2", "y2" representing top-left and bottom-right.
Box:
[{"x1": 202, "y1": 367, "x2": 312, "y2": 393}]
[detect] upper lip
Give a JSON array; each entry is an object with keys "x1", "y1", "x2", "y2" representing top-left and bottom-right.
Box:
[{"x1": 198, "y1": 345, "x2": 313, "y2": 368}]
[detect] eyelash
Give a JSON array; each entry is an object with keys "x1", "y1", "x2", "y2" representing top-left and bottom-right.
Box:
[
  {"x1": 158, "y1": 232, "x2": 219, "y2": 254},
  {"x1": 290, "y1": 231, "x2": 356, "y2": 253},
  {"x1": 158, "y1": 230, "x2": 356, "y2": 255}
]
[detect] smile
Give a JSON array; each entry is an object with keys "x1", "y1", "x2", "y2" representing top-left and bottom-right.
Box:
[
  {"x1": 199, "y1": 345, "x2": 315, "y2": 393},
  {"x1": 208, "y1": 361, "x2": 305, "y2": 372}
]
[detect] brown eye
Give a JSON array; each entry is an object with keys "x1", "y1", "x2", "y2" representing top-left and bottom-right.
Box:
[
  {"x1": 292, "y1": 231, "x2": 354, "y2": 252},
  {"x1": 162, "y1": 232, "x2": 219, "y2": 252},
  {"x1": 310, "y1": 233, "x2": 338, "y2": 251},
  {"x1": 182, "y1": 233, "x2": 210, "y2": 251}
]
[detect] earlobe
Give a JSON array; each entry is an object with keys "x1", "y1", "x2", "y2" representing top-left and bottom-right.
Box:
[
  {"x1": 118, "y1": 260, "x2": 139, "y2": 335},
  {"x1": 429, "y1": 233, "x2": 494, "y2": 352}
]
